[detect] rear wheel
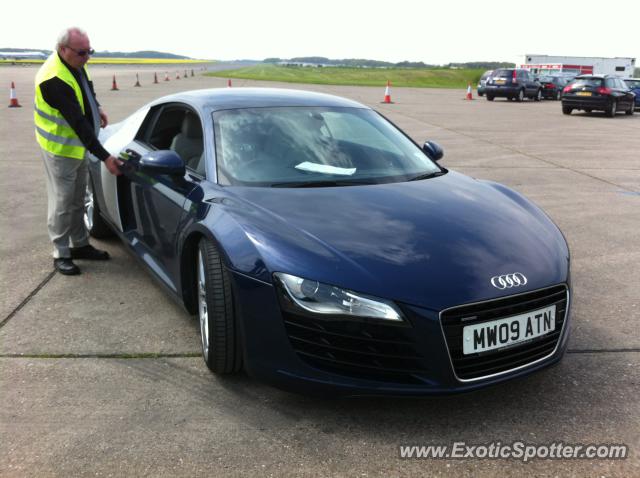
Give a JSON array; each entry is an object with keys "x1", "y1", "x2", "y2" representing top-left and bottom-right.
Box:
[
  {"x1": 486, "y1": 95, "x2": 494, "y2": 101},
  {"x1": 84, "y1": 178, "x2": 113, "y2": 238},
  {"x1": 607, "y1": 100, "x2": 617, "y2": 117},
  {"x1": 535, "y1": 89, "x2": 542, "y2": 101},
  {"x1": 562, "y1": 105, "x2": 572, "y2": 115},
  {"x1": 197, "y1": 239, "x2": 242, "y2": 374}
]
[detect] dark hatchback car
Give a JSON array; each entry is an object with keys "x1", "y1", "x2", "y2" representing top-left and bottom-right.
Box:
[
  {"x1": 89, "y1": 88, "x2": 572, "y2": 397},
  {"x1": 623, "y1": 78, "x2": 640, "y2": 107},
  {"x1": 477, "y1": 70, "x2": 493, "y2": 97},
  {"x1": 562, "y1": 75, "x2": 635, "y2": 116},
  {"x1": 538, "y1": 76, "x2": 569, "y2": 100},
  {"x1": 485, "y1": 68, "x2": 542, "y2": 102}
]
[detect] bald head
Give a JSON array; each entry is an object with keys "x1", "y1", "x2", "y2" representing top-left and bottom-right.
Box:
[{"x1": 56, "y1": 27, "x2": 92, "y2": 69}]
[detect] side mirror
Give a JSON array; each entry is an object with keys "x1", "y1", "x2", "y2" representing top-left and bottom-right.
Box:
[
  {"x1": 422, "y1": 141, "x2": 444, "y2": 161},
  {"x1": 139, "y1": 150, "x2": 185, "y2": 176}
]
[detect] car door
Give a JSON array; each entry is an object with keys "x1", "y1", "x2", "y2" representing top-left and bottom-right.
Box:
[
  {"x1": 616, "y1": 79, "x2": 633, "y2": 108},
  {"x1": 117, "y1": 103, "x2": 201, "y2": 291}
]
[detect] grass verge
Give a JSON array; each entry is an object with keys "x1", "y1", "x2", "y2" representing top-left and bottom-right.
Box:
[{"x1": 206, "y1": 64, "x2": 484, "y2": 88}]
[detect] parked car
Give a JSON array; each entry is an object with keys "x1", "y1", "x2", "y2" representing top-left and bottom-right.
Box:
[
  {"x1": 562, "y1": 75, "x2": 635, "y2": 116},
  {"x1": 622, "y1": 78, "x2": 640, "y2": 107},
  {"x1": 485, "y1": 68, "x2": 542, "y2": 102},
  {"x1": 477, "y1": 70, "x2": 493, "y2": 97},
  {"x1": 88, "y1": 88, "x2": 571, "y2": 396},
  {"x1": 538, "y1": 75, "x2": 569, "y2": 100}
]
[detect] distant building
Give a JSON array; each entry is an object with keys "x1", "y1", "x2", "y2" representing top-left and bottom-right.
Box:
[{"x1": 522, "y1": 54, "x2": 636, "y2": 77}]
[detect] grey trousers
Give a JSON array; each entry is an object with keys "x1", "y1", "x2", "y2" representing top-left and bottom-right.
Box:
[{"x1": 41, "y1": 149, "x2": 90, "y2": 259}]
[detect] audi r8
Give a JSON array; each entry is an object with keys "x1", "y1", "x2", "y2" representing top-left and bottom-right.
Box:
[{"x1": 87, "y1": 88, "x2": 571, "y2": 396}]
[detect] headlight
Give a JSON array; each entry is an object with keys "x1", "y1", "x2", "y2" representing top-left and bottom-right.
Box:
[{"x1": 273, "y1": 272, "x2": 404, "y2": 322}]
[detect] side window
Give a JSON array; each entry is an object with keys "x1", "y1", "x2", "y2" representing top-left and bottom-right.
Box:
[
  {"x1": 139, "y1": 105, "x2": 205, "y2": 176},
  {"x1": 605, "y1": 78, "x2": 616, "y2": 89}
]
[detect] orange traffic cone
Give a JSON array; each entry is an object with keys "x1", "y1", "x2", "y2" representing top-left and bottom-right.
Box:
[
  {"x1": 111, "y1": 75, "x2": 119, "y2": 91},
  {"x1": 465, "y1": 83, "x2": 473, "y2": 100},
  {"x1": 8, "y1": 82, "x2": 22, "y2": 107},
  {"x1": 227, "y1": 79, "x2": 232, "y2": 87},
  {"x1": 134, "y1": 73, "x2": 141, "y2": 87},
  {"x1": 176, "y1": 71, "x2": 181, "y2": 80},
  {"x1": 382, "y1": 80, "x2": 392, "y2": 103},
  {"x1": 164, "y1": 71, "x2": 170, "y2": 81},
  {"x1": 153, "y1": 72, "x2": 159, "y2": 84}
]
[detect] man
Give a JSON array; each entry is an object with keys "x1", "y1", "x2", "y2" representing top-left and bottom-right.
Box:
[{"x1": 35, "y1": 27, "x2": 123, "y2": 275}]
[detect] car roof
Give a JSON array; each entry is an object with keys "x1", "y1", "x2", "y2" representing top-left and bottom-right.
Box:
[
  {"x1": 574, "y1": 74, "x2": 621, "y2": 79},
  {"x1": 149, "y1": 87, "x2": 369, "y2": 112}
]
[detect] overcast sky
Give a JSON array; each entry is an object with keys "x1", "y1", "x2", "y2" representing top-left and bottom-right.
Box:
[{"x1": 3, "y1": 0, "x2": 638, "y2": 65}]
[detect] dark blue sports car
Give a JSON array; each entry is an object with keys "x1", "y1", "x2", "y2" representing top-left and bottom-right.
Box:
[{"x1": 87, "y1": 88, "x2": 571, "y2": 396}]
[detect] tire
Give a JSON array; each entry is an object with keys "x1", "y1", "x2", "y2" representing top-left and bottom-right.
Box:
[
  {"x1": 626, "y1": 102, "x2": 634, "y2": 115},
  {"x1": 478, "y1": 91, "x2": 484, "y2": 97},
  {"x1": 197, "y1": 238, "x2": 242, "y2": 374},
  {"x1": 84, "y1": 177, "x2": 114, "y2": 238},
  {"x1": 556, "y1": 90, "x2": 562, "y2": 101},
  {"x1": 562, "y1": 105, "x2": 572, "y2": 115},
  {"x1": 607, "y1": 100, "x2": 617, "y2": 117},
  {"x1": 535, "y1": 89, "x2": 542, "y2": 102},
  {"x1": 516, "y1": 89, "x2": 524, "y2": 102},
  {"x1": 486, "y1": 95, "x2": 494, "y2": 101},
  {"x1": 585, "y1": 109, "x2": 592, "y2": 113}
]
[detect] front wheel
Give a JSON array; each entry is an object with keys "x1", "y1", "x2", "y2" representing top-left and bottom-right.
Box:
[
  {"x1": 516, "y1": 89, "x2": 524, "y2": 102},
  {"x1": 486, "y1": 95, "x2": 494, "y2": 101},
  {"x1": 556, "y1": 90, "x2": 562, "y2": 101},
  {"x1": 84, "y1": 178, "x2": 113, "y2": 238},
  {"x1": 626, "y1": 102, "x2": 635, "y2": 115},
  {"x1": 562, "y1": 105, "x2": 572, "y2": 115},
  {"x1": 197, "y1": 239, "x2": 242, "y2": 374},
  {"x1": 607, "y1": 100, "x2": 617, "y2": 117}
]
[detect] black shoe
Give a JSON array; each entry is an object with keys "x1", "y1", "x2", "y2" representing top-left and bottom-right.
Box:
[
  {"x1": 54, "y1": 258, "x2": 80, "y2": 275},
  {"x1": 70, "y1": 245, "x2": 110, "y2": 261}
]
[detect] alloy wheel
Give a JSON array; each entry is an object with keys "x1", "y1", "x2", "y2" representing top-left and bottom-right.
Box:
[
  {"x1": 197, "y1": 250, "x2": 210, "y2": 360},
  {"x1": 83, "y1": 182, "x2": 94, "y2": 231}
]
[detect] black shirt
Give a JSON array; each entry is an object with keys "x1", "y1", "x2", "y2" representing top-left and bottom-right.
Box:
[{"x1": 39, "y1": 54, "x2": 110, "y2": 161}]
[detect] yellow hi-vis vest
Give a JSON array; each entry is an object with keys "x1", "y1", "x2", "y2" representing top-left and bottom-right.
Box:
[{"x1": 34, "y1": 53, "x2": 90, "y2": 159}]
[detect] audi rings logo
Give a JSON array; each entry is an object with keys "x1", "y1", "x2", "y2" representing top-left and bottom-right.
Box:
[{"x1": 490, "y1": 273, "x2": 528, "y2": 290}]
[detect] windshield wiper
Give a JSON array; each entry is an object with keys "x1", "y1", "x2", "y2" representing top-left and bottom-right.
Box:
[
  {"x1": 271, "y1": 179, "x2": 375, "y2": 188},
  {"x1": 407, "y1": 170, "x2": 446, "y2": 182}
]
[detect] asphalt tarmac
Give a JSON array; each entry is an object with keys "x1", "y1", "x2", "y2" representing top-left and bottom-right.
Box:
[{"x1": 1, "y1": 64, "x2": 638, "y2": 477}]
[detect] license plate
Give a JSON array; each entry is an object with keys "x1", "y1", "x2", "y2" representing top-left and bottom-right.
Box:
[
  {"x1": 495, "y1": 79, "x2": 506, "y2": 85},
  {"x1": 576, "y1": 91, "x2": 592, "y2": 96},
  {"x1": 462, "y1": 305, "x2": 556, "y2": 355}
]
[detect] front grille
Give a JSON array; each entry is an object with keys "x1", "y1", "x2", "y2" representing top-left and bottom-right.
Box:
[
  {"x1": 283, "y1": 312, "x2": 428, "y2": 384},
  {"x1": 441, "y1": 285, "x2": 568, "y2": 381}
]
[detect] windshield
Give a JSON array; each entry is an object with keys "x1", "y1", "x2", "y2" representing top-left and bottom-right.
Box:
[
  {"x1": 213, "y1": 107, "x2": 441, "y2": 187},
  {"x1": 493, "y1": 69, "x2": 514, "y2": 78},
  {"x1": 569, "y1": 78, "x2": 603, "y2": 88},
  {"x1": 624, "y1": 79, "x2": 640, "y2": 89}
]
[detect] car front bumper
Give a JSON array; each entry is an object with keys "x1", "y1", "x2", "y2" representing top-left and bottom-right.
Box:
[{"x1": 230, "y1": 271, "x2": 572, "y2": 397}]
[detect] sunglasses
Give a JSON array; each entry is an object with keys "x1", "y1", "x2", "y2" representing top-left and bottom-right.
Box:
[{"x1": 66, "y1": 46, "x2": 95, "y2": 57}]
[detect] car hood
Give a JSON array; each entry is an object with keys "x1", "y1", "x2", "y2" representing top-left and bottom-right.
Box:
[{"x1": 219, "y1": 171, "x2": 569, "y2": 310}]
